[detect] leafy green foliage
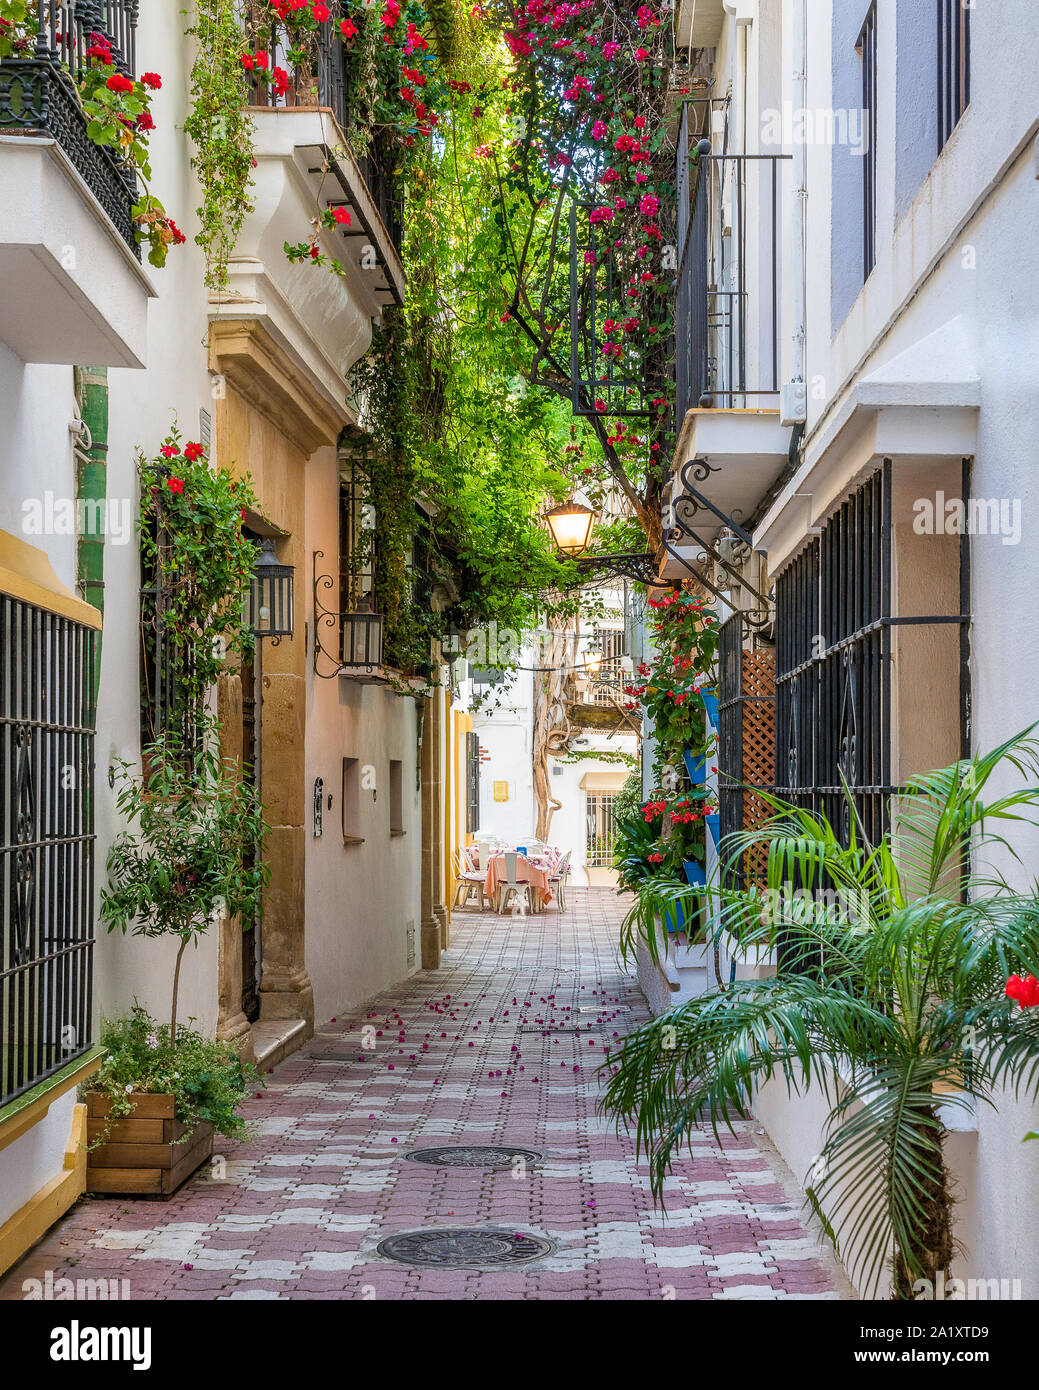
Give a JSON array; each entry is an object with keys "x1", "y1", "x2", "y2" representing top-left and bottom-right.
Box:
[
  {"x1": 101, "y1": 736, "x2": 268, "y2": 1039},
  {"x1": 183, "y1": 0, "x2": 256, "y2": 289},
  {"x1": 603, "y1": 731, "x2": 1039, "y2": 1298},
  {"x1": 90, "y1": 1006, "x2": 260, "y2": 1145},
  {"x1": 138, "y1": 429, "x2": 260, "y2": 737}
]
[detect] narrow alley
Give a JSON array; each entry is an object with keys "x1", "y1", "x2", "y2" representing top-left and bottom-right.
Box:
[{"x1": 2, "y1": 892, "x2": 844, "y2": 1302}]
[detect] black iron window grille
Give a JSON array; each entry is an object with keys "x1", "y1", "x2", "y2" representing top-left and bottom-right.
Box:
[
  {"x1": 244, "y1": 0, "x2": 404, "y2": 255},
  {"x1": 674, "y1": 101, "x2": 789, "y2": 418},
  {"x1": 139, "y1": 507, "x2": 196, "y2": 753},
  {"x1": 0, "y1": 0, "x2": 141, "y2": 256},
  {"x1": 773, "y1": 459, "x2": 971, "y2": 972},
  {"x1": 465, "y1": 730, "x2": 480, "y2": 835},
  {"x1": 775, "y1": 464, "x2": 892, "y2": 852},
  {"x1": 0, "y1": 593, "x2": 96, "y2": 1107},
  {"x1": 937, "y1": 0, "x2": 970, "y2": 153},
  {"x1": 856, "y1": 2, "x2": 878, "y2": 281}
]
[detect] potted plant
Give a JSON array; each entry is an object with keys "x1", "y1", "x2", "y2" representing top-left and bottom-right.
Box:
[
  {"x1": 605, "y1": 733, "x2": 1039, "y2": 1298},
  {"x1": 88, "y1": 735, "x2": 267, "y2": 1196}
]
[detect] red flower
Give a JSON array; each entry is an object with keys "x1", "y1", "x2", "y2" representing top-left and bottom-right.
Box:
[
  {"x1": 312, "y1": 1, "x2": 331, "y2": 19},
  {"x1": 159, "y1": 444, "x2": 179, "y2": 459},
  {"x1": 167, "y1": 477, "x2": 185, "y2": 495},
  {"x1": 141, "y1": 72, "x2": 162, "y2": 90},
  {"x1": 135, "y1": 110, "x2": 155, "y2": 131},
  {"x1": 253, "y1": 49, "x2": 269, "y2": 69},
  {"x1": 1006, "y1": 974, "x2": 1039, "y2": 1008},
  {"x1": 332, "y1": 206, "x2": 351, "y2": 225},
  {"x1": 184, "y1": 441, "x2": 204, "y2": 462},
  {"x1": 340, "y1": 18, "x2": 357, "y2": 37},
  {"x1": 106, "y1": 72, "x2": 135, "y2": 93}
]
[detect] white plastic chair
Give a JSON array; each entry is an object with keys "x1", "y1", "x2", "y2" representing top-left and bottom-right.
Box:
[
  {"x1": 453, "y1": 849, "x2": 492, "y2": 910},
  {"x1": 549, "y1": 850, "x2": 572, "y2": 911},
  {"x1": 496, "y1": 851, "x2": 533, "y2": 916}
]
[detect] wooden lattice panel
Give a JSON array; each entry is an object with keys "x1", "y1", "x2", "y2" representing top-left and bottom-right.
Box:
[{"x1": 741, "y1": 649, "x2": 775, "y2": 884}]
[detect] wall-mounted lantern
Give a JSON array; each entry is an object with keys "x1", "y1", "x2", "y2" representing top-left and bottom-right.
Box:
[{"x1": 249, "y1": 539, "x2": 294, "y2": 640}]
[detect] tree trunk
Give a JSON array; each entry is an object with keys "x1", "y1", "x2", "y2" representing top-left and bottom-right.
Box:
[
  {"x1": 171, "y1": 934, "x2": 190, "y2": 1047},
  {"x1": 892, "y1": 1114, "x2": 955, "y2": 1299}
]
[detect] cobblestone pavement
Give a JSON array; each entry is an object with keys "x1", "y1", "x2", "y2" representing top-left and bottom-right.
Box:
[{"x1": 2, "y1": 890, "x2": 846, "y2": 1301}]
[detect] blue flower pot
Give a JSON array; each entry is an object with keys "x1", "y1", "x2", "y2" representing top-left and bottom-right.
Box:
[
  {"x1": 663, "y1": 899, "x2": 689, "y2": 934},
  {"x1": 706, "y1": 813, "x2": 720, "y2": 847},
  {"x1": 683, "y1": 859, "x2": 706, "y2": 889},
  {"x1": 683, "y1": 749, "x2": 706, "y2": 785},
  {"x1": 702, "y1": 687, "x2": 719, "y2": 727}
]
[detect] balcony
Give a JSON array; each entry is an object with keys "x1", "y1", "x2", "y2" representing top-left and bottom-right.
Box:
[
  {"x1": 666, "y1": 101, "x2": 791, "y2": 570},
  {"x1": 0, "y1": 2, "x2": 152, "y2": 366},
  {"x1": 213, "y1": 4, "x2": 406, "y2": 412}
]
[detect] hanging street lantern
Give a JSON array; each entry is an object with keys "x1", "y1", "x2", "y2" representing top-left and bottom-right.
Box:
[
  {"x1": 249, "y1": 539, "x2": 294, "y2": 639},
  {"x1": 342, "y1": 591, "x2": 384, "y2": 670},
  {"x1": 544, "y1": 498, "x2": 596, "y2": 558}
]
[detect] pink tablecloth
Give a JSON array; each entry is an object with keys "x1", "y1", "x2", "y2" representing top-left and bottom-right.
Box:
[{"x1": 484, "y1": 855, "x2": 553, "y2": 906}]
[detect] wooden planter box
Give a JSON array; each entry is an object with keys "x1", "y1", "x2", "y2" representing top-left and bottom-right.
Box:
[{"x1": 85, "y1": 1093, "x2": 213, "y2": 1198}]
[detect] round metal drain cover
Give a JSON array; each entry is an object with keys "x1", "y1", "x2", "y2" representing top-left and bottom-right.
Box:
[
  {"x1": 376, "y1": 1227, "x2": 554, "y2": 1268},
  {"x1": 404, "y1": 1144, "x2": 543, "y2": 1169}
]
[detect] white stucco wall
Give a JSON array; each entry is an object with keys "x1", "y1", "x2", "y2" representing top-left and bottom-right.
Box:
[
  {"x1": 302, "y1": 449, "x2": 422, "y2": 1022},
  {"x1": 723, "y1": 0, "x2": 1039, "y2": 1297}
]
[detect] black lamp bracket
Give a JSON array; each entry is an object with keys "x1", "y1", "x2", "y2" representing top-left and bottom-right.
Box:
[{"x1": 312, "y1": 550, "x2": 341, "y2": 679}]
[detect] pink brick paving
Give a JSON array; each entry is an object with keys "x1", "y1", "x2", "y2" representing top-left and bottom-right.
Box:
[{"x1": 1, "y1": 889, "x2": 845, "y2": 1301}]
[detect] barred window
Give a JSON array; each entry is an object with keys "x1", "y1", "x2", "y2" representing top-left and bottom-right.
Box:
[
  {"x1": 586, "y1": 793, "x2": 618, "y2": 866},
  {"x1": 1, "y1": 592, "x2": 96, "y2": 1105},
  {"x1": 139, "y1": 506, "x2": 195, "y2": 752}
]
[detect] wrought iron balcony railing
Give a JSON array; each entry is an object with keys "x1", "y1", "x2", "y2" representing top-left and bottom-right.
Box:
[
  {"x1": 0, "y1": 1, "x2": 141, "y2": 257},
  {"x1": 675, "y1": 100, "x2": 789, "y2": 417},
  {"x1": 245, "y1": 0, "x2": 404, "y2": 256}
]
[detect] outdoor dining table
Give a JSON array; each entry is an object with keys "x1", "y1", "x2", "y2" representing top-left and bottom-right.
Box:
[{"x1": 483, "y1": 850, "x2": 558, "y2": 909}]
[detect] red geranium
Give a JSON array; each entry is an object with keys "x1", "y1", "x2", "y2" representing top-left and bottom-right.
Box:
[{"x1": 1006, "y1": 974, "x2": 1039, "y2": 1008}]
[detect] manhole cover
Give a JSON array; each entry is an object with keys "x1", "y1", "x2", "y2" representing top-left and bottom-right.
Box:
[
  {"x1": 405, "y1": 1145, "x2": 543, "y2": 1169},
  {"x1": 518, "y1": 1025, "x2": 603, "y2": 1034},
  {"x1": 376, "y1": 1227, "x2": 554, "y2": 1268}
]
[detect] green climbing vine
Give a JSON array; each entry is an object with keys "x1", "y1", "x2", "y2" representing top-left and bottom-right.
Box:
[{"x1": 183, "y1": 0, "x2": 256, "y2": 291}]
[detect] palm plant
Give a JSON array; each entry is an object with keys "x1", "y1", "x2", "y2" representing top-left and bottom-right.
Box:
[{"x1": 602, "y1": 732, "x2": 1039, "y2": 1298}]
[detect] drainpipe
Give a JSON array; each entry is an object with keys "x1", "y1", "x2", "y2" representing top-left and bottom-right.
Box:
[
  {"x1": 73, "y1": 366, "x2": 109, "y2": 706},
  {"x1": 780, "y1": 0, "x2": 808, "y2": 432}
]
